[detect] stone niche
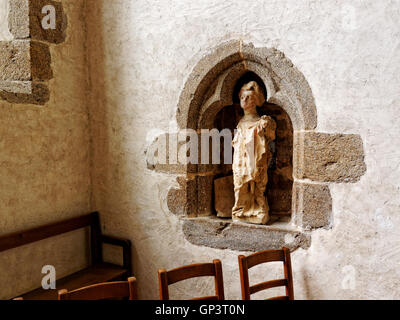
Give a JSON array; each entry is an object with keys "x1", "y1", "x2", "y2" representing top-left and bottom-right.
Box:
[
  {"x1": 212, "y1": 71, "x2": 294, "y2": 221},
  {"x1": 146, "y1": 40, "x2": 367, "y2": 252}
]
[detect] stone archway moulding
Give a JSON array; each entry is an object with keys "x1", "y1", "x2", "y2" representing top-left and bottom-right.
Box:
[
  {"x1": 176, "y1": 40, "x2": 317, "y2": 132},
  {"x1": 147, "y1": 40, "x2": 366, "y2": 252}
]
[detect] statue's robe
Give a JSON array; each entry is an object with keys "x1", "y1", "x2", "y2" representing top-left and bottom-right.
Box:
[{"x1": 232, "y1": 115, "x2": 276, "y2": 224}]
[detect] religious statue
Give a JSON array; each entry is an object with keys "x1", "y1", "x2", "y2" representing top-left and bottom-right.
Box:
[{"x1": 232, "y1": 81, "x2": 276, "y2": 224}]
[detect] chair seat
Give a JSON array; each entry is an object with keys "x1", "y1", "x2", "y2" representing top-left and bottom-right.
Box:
[{"x1": 18, "y1": 263, "x2": 129, "y2": 300}]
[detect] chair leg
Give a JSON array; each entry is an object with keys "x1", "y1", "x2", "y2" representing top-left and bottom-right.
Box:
[{"x1": 238, "y1": 255, "x2": 251, "y2": 300}]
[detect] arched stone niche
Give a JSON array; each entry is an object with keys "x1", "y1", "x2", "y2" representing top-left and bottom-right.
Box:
[
  {"x1": 212, "y1": 71, "x2": 294, "y2": 221},
  {"x1": 146, "y1": 40, "x2": 366, "y2": 252}
]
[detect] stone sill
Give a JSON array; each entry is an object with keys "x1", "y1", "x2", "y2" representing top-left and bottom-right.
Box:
[{"x1": 182, "y1": 216, "x2": 311, "y2": 252}]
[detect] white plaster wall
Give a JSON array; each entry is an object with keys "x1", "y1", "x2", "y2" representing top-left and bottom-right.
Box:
[
  {"x1": 0, "y1": 0, "x2": 12, "y2": 40},
  {"x1": 86, "y1": 0, "x2": 400, "y2": 299}
]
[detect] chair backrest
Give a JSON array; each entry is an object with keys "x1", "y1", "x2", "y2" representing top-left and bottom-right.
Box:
[
  {"x1": 58, "y1": 277, "x2": 138, "y2": 300},
  {"x1": 158, "y1": 259, "x2": 224, "y2": 300},
  {"x1": 238, "y1": 247, "x2": 294, "y2": 300}
]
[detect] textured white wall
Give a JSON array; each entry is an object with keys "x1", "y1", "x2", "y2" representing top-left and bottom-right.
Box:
[{"x1": 85, "y1": 0, "x2": 400, "y2": 300}]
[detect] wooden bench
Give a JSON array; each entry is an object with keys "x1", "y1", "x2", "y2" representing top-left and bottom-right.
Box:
[{"x1": 0, "y1": 212, "x2": 132, "y2": 300}]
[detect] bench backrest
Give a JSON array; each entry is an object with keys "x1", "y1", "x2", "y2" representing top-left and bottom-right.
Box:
[{"x1": 0, "y1": 212, "x2": 103, "y2": 265}]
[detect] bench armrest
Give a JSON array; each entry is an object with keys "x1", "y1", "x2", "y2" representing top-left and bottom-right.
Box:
[{"x1": 101, "y1": 235, "x2": 132, "y2": 276}]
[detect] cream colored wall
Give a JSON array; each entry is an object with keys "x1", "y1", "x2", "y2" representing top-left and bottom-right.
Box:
[
  {"x1": 86, "y1": 0, "x2": 400, "y2": 300},
  {"x1": 0, "y1": 0, "x2": 91, "y2": 299},
  {"x1": 1, "y1": 0, "x2": 399, "y2": 300}
]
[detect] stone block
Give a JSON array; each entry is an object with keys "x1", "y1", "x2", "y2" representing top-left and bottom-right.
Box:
[
  {"x1": 29, "y1": 0, "x2": 67, "y2": 44},
  {"x1": 167, "y1": 174, "x2": 214, "y2": 217},
  {"x1": 182, "y1": 217, "x2": 311, "y2": 252},
  {"x1": 146, "y1": 132, "x2": 198, "y2": 174},
  {"x1": 8, "y1": 0, "x2": 67, "y2": 43},
  {"x1": 214, "y1": 175, "x2": 234, "y2": 218},
  {"x1": 294, "y1": 131, "x2": 366, "y2": 183},
  {"x1": 30, "y1": 41, "x2": 53, "y2": 81},
  {"x1": 0, "y1": 40, "x2": 31, "y2": 81},
  {"x1": 196, "y1": 175, "x2": 214, "y2": 216},
  {"x1": 167, "y1": 177, "x2": 197, "y2": 217},
  {"x1": 0, "y1": 82, "x2": 49, "y2": 105},
  {"x1": 292, "y1": 181, "x2": 332, "y2": 229},
  {"x1": 8, "y1": 0, "x2": 30, "y2": 39},
  {"x1": 267, "y1": 188, "x2": 292, "y2": 214},
  {"x1": 0, "y1": 81, "x2": 31, "y2": 94}
]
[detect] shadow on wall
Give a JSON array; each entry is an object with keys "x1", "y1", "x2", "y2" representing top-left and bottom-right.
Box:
[{"x1": 85, "y1": 0, "x2": 144, "y2": 298}]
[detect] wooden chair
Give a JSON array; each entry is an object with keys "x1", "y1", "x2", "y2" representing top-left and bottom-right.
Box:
[
  {"x1": 238, "y1": 247, "x2": 294, "y2": 300},
  {"x1": 58, "y1": 277, "x2": 138, "y2": 300},
  {"x1": 158, "y1": 260, "x2": 224, "y2": 300}
]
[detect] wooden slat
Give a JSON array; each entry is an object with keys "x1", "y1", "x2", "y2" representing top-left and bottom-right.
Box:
[
  {"x1": 283, "y1": 247, "x2": 294, "y2": 300},
  {"x1": 266, "y1": 295, "x2": 289, "y2": 301},
  {"x1": 58, "y1": 277, "x2": 138, "y2": 300},
  {"x1": 0, "y1": 213, "x2": 96, "y2": 252},
  {"x1": 191, "y1": 296, "x2": 218, "y2": 300},
  {"x1": 59, "y1": 281, "x2": 130, "y2": 300},
  {"x1": 246, "y1": 249, "x2": 285, "y2": 268},
  {"x1": 213, "y1": 259, "x2": 225, "y2": 300},
  {"x1": 159, "y1": 260, "x2": 224, "y2": 300},
  {"x1": 19, "y1": 263, "x2": 128, "y2": 300},
  {"x1": 102, "y1": 235, "x2": 132, "y2": 274},
  {"x1": 158, "y1": 269, "x2": 170, "y2": 300},
  {"x1": 238, "y1": 255, "x2": 251, "y2": 300},
  {"x1": 249, "y1": 279, "x2": 287, "y2": 294},
  {"x1": 166, "y1": 263, "x2": 216, "y2": 285}
]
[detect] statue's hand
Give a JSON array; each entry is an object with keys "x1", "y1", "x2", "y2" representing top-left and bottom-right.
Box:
[{"x1": 259, "y1": 116, "x2": 276, "y2": 140}]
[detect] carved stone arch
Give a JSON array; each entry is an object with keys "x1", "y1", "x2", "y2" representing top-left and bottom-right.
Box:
[
  {"x1": 147, "y1": 40, "x2": 366, "y2": 252},
  {"x1": 176, "y1": 40, "x2": 318, "y2": 132}
]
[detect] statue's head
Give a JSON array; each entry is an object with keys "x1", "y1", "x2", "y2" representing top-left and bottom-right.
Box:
[{"x1": 239, "y1": 81, "x2": 265, "y2": 111}]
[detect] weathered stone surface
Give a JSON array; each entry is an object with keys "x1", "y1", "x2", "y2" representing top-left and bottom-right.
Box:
[
  {"x1": 30, "y1": 41, "x2": 53, "y2": 81},
  {"x1": 167, "y1": 175, "x2": 214, "y2": 217},
  {"x1": 29, "y1": 0, "x2": 67, "y2": 44},
  {"x1": 196, "y1": 175, "x2": 214, "y2": 216},
  {"x1": 167, "y1": 176, "x2": 197, "y2": 217},
  {"x1": 182, "y1": 217, "x2": 311, "y2": 252},
  {"x1": 177, "y1": 40, "x2": 243, "y2": 129},
  {"x1": 214, "y1": 175, "x2": 234, "y2": 218},
  {"x1": 294, "y1": 131, "x2": 366, "y2": 183},
  {"x1": 145, "y1": 132, "x2": 198, "y2": 174},
  {"x1": 177, "y1": 41, "x2": 317, "y2": 131},
  {"x1": 292, "y1": 182, "x2": 332, "y2": 230},
  {"x1": 8, "y1": 0, "x2": 30, "y2": 39},
  {"x1": 0, "y1": 40, "x2": 31, "y2": 81},
  {"x1": 0, "y1": 82, "x2": 49, "y2": 105},
  {"x1": 267, "y1": 188, "x2": 292, "y2": 213},
  {"x1": 0, "y1": 81, "x2": 31, "y2": 94}
]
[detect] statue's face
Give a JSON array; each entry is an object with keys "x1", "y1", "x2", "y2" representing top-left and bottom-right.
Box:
[
  {"x1": 240, "y1": 89, "x2": 258, "y2": 110},
  {"x1": 239, "y1": 81, "x2": 264, "y2": 111}
]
